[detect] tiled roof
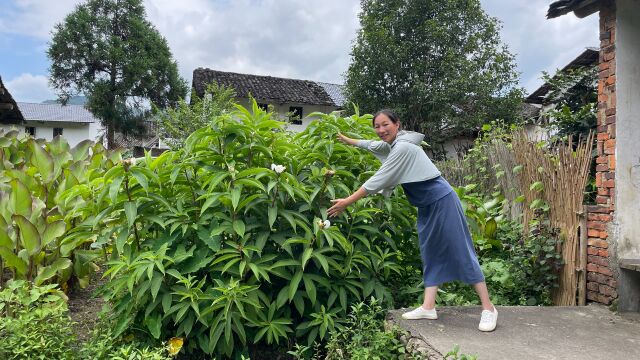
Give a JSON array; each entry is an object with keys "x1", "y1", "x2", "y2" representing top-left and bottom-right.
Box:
[
  {"x1": 0, "y1": 76, "x2": 24, "y2": 124},
  {"x1": 316, "y1": 82, "x2": 347, "y2": 108},
  {"x1": 192, "y1": 68, "x2": 342, "y2": 107},
  {"x1": 547, "y1": 0, "x2": 600, "y2": 19},
  {"x1": 17, "y1": 102, "x2": 99, "y2": 123},
  {"x1": 525, "y1": 48, "x2": 598, "y2": 105}
]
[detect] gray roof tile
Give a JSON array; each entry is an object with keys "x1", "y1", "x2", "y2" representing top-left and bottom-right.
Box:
[{"x1": 17, "y1": 102, "x2": 99, "y2": 123}]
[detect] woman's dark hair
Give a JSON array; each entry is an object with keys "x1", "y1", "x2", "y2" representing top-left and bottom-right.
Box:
[{"x1": 372, "y1": 109, "x2": 400, "y2": 126}]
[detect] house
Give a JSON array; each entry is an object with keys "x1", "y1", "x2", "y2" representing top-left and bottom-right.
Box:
[
  {"x1": 12, "y1": 102, "x2": 104, "y2": 147},
  {"x1": 523, "y1": 47, "x2": 599, "y2": 140},
  {"x1": 547, "y1": 0, "x2": 640, "y2": 311},
  {"x1": 526, "y1": 47, "x2": 599, "y2": 106},
  {"x1": 191, "y1": 69, "x2": 345, "y2": 131},
  {"x1": 0, "y1": 76, "x2": 24, "y2": 126}
]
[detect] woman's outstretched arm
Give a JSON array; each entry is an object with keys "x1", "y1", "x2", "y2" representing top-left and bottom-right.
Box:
[
  {"x1": 337, "y1": 133, "x2": 359, "y2": 146},
  {"x1": 327, "y1": 187, "x2": 368, "y2": 217}
]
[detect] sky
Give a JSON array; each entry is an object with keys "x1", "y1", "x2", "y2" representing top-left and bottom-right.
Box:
[{"x1": 0, "y1": 0, "x2": 599, "y2": 103}]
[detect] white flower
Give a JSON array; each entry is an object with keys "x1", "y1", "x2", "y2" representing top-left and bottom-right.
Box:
[
  {"x1": 318, "y1": 219, "x2": 331, "y2": 229},
  {"x1": 271, "y1": 163, "x2": 286, "y2": 174}
]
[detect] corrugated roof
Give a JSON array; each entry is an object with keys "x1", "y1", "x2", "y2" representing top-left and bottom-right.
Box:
[
  {"x1": 192, "y1": 68, "x2": 338, "y2": 107},
  {"x1": 17, "y1": 102, "x2": 99, "y2": 123},
  {"x1": 316, "y1": 82, "x2": 347, "y2": 108}
]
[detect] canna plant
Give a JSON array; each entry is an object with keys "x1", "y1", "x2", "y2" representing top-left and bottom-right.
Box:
[
  {"x1": 0, "y1": 129, "x2": 119, "y2": 288},
  {"x1": 93, "y1": 102, "x2": 418, "y2": 358}
]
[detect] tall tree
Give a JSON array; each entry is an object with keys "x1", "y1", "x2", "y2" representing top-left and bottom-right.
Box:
[
  {"x1": 48, "y1": 0, "x2": 187, "y2": 148},
  {"x1": 345, "y1": 0, "x2": 522, "y2": 152}
]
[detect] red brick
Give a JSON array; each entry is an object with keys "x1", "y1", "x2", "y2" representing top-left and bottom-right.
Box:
[
  {"x1": 603, "y1": 179, "x2": 615, "y2": 188},
  {"x1": 606, "y1": 75, "x2": 616, "y2": 85},
  {"x1": 598, "y1": 249, "x2": 609, "y2": 258},
  {"x1": 597, "y1": 188, "x2": 609, "y2": 196},
  {"x1": 587, "y1": 282, "x2": 599, "y2": 291},
  {"x1": 605, "y1": 115, "x2": 616, "y2": 125},
  {"x1": 605, "y1": 108, "x2": 616, "y2": 116},
  {"x1": 608, "y1": 155, "x2": 616, "y2": 170},
  {"x1": 599, "y1": 231, "x2": 609, "y2": 239},
  {"x1": 597, "y1": 265, "x2": 613, "y2": 276},
  {"x1": 596, "y1": 156, "x2": 608, "y2": 164},
  {"x1": 598, "y1": 214, "x2": 612, "y2": 222},
  {"x1": 587, "y1": 247, "x2": 599, "y2": 255},
  {"x1": 588, "y1": 229, "x2": 601, "y2": 237},
  {"x1": 587, "y1": 221, "x2": 606, "y2": 230},
  {"x1": 588, "y1": 238, "x2": 609, "y2": 248},
  {"x1": 604, "y1": 139, "x2": 616, "y2": 149},
  {"x1": 599, "y1": 61, "x2": 610, "y2": 71},
  {"x1": 596, "y1": 164, "x2": 609, "y2": 172},
  {"x1": 597, "y1": 132, "x2": 610, "y2": 141}
]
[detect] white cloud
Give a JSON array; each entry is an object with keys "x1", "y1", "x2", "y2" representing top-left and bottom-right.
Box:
[
  {"x1": 1, "y1": 0, "x2": 599, "y2": 102},
  {"x1": 5, "y1": 73, "x2": 56, "y2": 103},
  {"x1": 481, "y1": 0, "x2": 599, "y2": 93}
]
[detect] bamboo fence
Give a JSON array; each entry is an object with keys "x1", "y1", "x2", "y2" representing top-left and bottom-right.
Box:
[{"x1": 512, "y1": 131, "x2": 594, "y2": 305}]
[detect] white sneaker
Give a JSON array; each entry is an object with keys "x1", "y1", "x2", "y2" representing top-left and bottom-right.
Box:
[
  {"x1": 478, "y1": 307, "x2": 498, "y2": 332},
  {"x1": 401, "y1": 306, "x2": 438, "y2": 320}
]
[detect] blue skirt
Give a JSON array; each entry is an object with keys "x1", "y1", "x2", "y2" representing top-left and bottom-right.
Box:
[{"x1": 402, "y1": 177, "x2": 485, "y2": 287}]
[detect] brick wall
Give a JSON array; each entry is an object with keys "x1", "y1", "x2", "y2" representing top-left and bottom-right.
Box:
[{"x1": 586, "y1": 0, "x2": 617, "y2": 305}]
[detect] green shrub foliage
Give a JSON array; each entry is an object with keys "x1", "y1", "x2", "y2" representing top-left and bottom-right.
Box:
[
  {"x1": 0, "y1": 130, "x2": 119, "y2": 288},
  {"x1": 94, "y1": 104, "x2": 417, "y2": 357},
  {"x1": 0, "y1": 280, "x2": 76, "y2": 359}
]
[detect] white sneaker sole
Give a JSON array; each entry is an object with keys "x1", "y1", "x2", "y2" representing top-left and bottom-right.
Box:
[{"x1": 401, "y1": 311, "x2": 438, "y2": 320}]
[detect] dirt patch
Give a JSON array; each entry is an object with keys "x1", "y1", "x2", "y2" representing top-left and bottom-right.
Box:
[{"x1": 67, "y1": 269, "x2": 108, "y2": 342}]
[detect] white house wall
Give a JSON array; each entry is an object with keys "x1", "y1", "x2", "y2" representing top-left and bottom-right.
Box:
[
  {"x1": 615, "y1": 0, "x2": 640, "y2": 260},
  {"x1": 3, "y1": 122, "x2": 103, "y2": 147},
  {"x1": 236, "y1": 99, "x2": 340, "y2": 132}
]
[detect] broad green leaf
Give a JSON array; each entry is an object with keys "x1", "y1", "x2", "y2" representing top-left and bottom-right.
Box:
[
  {"x1": 34, "y1": 258, "x2": 72, "y2": 285},
  {"x1": 124, "y1": 201, "x2": 137, "y2": 228},
  {"x1": 268, "y1": 205, "x2": 277, "y2": 228},
  {"x1": 30, "y1": 140, "x2": 55, "y2": 183},
  {"x1": 289, "y1": 270, "x2": 303, "y2": 301},
  {"x1": 146, "y1": 313, "x2": 162, "y2": 339},
  {"x1": 10, "y1": 179, "x2": 31, "y2": 218},
  {"x1": 0, "y1": 247, "x2": 28, "y2": 275},
  {"x1": 233, "y1": 219, "x2": 245, "y2": 238},
  {"x1": 13, "y1": 215, "x2": 40, "y2": 255},
  {"x1": 42, "y1": 221, "x2": 66, "y2": 248}
]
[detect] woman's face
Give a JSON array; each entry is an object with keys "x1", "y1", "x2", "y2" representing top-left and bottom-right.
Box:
[{"x1": 373, "y1": 114, "x2": 400, "y2": 144}]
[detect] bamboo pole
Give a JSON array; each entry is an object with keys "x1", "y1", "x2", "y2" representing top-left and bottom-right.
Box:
[{"x1": 511, "y1": 131, "x2": 594, "y2": 306}]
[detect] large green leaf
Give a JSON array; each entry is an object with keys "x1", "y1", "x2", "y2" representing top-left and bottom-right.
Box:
[
  {"x1": 30, "y1": 140, "x2": 55, "y2": 183},
  {"x1": 13, "y1": 215, "x2": 41, "y2": 255},
  {"x1": 0, "y1": 247, "x2": 28, "y2": 275},
  {"x1": 42, "y1": 220, "x2": 66, "y2": 248},
  {"x1": 124, "y1": 201, "x2": 137, "y2": 228},
  {"x1": 10, "y1": 179, "x2": 31, "y2": 218},
  {"x1": 34, "y1": 258, "x2": 72, "y2": 285},
  {"x1": 0, "y1": 216, "x2": 13, "y2": 248}
]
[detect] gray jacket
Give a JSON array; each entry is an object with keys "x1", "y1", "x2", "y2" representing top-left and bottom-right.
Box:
[{"x1": 356, "y1": 131, "x2": 441, "y2": 196}]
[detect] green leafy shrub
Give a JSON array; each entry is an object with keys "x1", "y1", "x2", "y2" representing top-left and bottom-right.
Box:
[
  {"x1": 438, "y1": 219, "x2": 562, "y2": 306},
  {"x1": 0, "y1": 130, "x2": 118, "y2": 288},
  {"x1": 322, "y1": 298, "x2": 422, "y2": 360},
  {"x1": 79, "y1": 317, "x2": 175, "y2": 360},
  {"x1": 91, "y1": 104, "x2": 417, "y2": 357},
  {"x1": 0, "y1": 280, "x2": 76, "y2": 359}
]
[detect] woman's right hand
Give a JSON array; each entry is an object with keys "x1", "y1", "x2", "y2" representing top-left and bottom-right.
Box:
[{"x1": 337, "y1": 133, "x2": 354, "y2": 145}]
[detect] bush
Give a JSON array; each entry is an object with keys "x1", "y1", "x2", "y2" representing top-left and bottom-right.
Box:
[
  {"x1": 323, "y1": 298, "x2": 422, "y2": 360},
  {"x1": 92, "y1": 104, "x2": 418, "y2": 357},
  {"x1": 0, "y1": 280, "x2": 77, "y2": 359},
  {"x1": 0, "y1": 130, "x2": 117, "y2": 288}
]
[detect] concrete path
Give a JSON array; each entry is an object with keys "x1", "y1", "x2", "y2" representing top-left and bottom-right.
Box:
[{"x1": 388, "y1": 305, "x2": 640, "y2": 360}]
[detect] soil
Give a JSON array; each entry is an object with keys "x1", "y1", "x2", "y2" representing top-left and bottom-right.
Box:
[{"x1": 67, "y1": 269, "x2": 108, "y2": 342}]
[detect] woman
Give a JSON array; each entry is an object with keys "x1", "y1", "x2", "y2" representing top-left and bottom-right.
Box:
[{"x1": 327, "y1": 110, "x2": 498, "y2": 332}]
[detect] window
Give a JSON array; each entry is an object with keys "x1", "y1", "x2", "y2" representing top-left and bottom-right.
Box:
[
  {"x1": 257, "y1": 103, "x2": 270, "y2": 112},
  {"x1": 53, "y1": 128, "x2": 64, "y2": 137},
  {"x1": 288, "y1": 106, "x2": 303, "y2": 125},
  {"x1": 25, "y1": 127, "x2": 36, "y2": 136}
]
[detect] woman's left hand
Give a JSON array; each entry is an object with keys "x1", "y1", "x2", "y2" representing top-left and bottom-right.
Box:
[{"x1": 328, "y1": 198, "x2": 350, "y2": 217}]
